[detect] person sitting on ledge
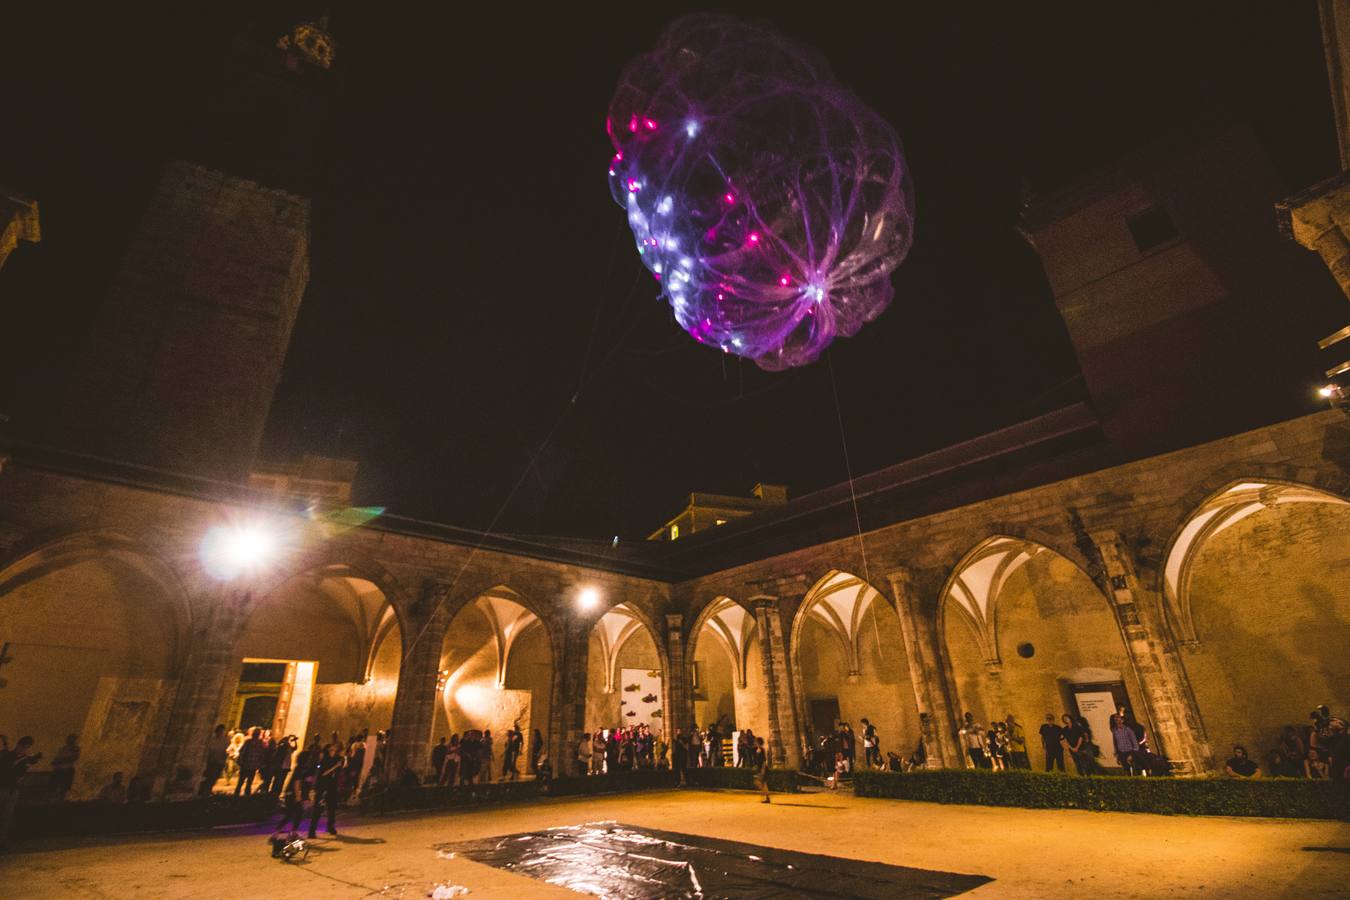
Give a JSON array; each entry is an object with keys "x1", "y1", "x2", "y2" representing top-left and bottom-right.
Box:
[
  {"x1": 1224, "y1": 745, "x2": 1260, "y2": 778},
  {"x1": 98, "y1": 771, "x2": 128, "y2": 803}
]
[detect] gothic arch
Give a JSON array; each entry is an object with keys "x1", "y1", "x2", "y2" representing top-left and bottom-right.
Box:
[
  {"x1": 583, "y1": 596, "x2": 671, "y2": 734},
  {"x1": 936, "y1": 537, "x2": 1049, "y2": 667},
  {"x1": 687, "y1": 595, "x2": 758, "y2": 689},
  {"x1": 1161, "y1": 478, "x2": 1350, "y2": 643},
  {"x1": 0, "y1": 529, "x2": 194, "y2": 672}
]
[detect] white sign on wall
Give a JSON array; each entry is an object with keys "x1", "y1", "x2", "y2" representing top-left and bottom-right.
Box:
[
  {"x1": 1073, "y1": 690, "x2": 1116, "y2": 761},
  {"x1": 619, "y1": 667, "x2": 663, "y2": 735}
]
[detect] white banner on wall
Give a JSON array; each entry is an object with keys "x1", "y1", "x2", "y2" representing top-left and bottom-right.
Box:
[{"x1": 619, "y1": 667, "x2": 663, "y2": 735}]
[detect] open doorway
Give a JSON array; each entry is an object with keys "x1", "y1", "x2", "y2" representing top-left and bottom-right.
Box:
[{"x1": 214, "y1": 658, "x2": 317, "y2": 793}]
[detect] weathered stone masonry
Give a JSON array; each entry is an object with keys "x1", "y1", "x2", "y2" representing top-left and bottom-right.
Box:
[{"x1": 2, "y1": 409, "x2": 1348, "y2": 793}]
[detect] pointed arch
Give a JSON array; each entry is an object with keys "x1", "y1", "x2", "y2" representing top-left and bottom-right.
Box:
[
  {"x1": 688, "y1": 596, "x2": 758, "y2": 688},
  {"x1": 791, "y1": 569, "x2": 888, "y2": 679},
  {"x1": 1161, "y1": 479, "x2": 1350, "y2": 643},
  {"x1": 591, "y1": 603, "x2": 647, "y2": 694},
  {"x1": 473, "y1": 587, "x2": 542, "y2": 689},
  {"x1": 936, "y1": 537, "x2": 1046, "y2": 666}
]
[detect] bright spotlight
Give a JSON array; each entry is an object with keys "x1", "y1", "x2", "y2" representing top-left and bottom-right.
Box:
[
  {"x1": 200, "y1": 522, "x2": 281, "y2": 580},
  {"x1": 1319, "y1": 385, "x2": 1337, "y2": 399},
  {"x1": 577, "y1": 587, "x2": 601, "y2": 611}
]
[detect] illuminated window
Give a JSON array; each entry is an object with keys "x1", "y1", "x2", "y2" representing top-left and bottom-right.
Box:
[{"x1": 670, "y1": 524, "x2": 680, "y2": 540}]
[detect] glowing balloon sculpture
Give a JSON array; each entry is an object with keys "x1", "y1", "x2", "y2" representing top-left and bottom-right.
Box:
[{"x1": 608, "y1": 15, "x2": 915, "y2": 370}]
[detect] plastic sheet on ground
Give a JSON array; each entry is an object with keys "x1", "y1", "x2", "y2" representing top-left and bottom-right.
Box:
[{"x1": 437, "y1": 821, "x2": 990, "y2": 898}]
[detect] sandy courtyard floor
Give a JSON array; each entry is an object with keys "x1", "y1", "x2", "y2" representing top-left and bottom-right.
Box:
[{"x1": 1, "y1": 789, "x2": 1346, "y2": 898}]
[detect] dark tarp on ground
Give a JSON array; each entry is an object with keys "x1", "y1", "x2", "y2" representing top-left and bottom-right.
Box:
[{"x1": 439, "y1": 820, "x2": 991, "y2": 898}]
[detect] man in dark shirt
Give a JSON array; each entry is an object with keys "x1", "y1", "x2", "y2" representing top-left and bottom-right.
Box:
[
  {"x1": 0, "y1": 736, "x2": 42, "y2": 849},
  {"x1": 309, "y1": 744, "x2": 344, "y2": 838},
  {"x1": 234, "y1": 728, "x2": 266, "y2": 796},
  {"x1": 1039, "y1": 715, "x2": 1064, "y2": 772},
  {"x1": 1060, "y1": 715, "x2": 1090, "y2": 774},
  {"x1": 1225, "y1": 745, "x2": 1260, "y2": 778},
  {"x1": 1325, "y1": 718, "x2": 1349, "y2": 781},
  {"x1": 431, "y1": 737, "x2": 448, "y2": 784}
]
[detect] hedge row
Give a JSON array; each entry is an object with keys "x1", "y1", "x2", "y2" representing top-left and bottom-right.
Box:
[
  {"x1": 359, "y1": 769, "x2": 679, "y2": 816},
  {"x1": 681, "y1": 767, "x2": 800, "y2": 792},
  {"x1": 852, "y1": 769, "x2": 1350, "y2": 820}
]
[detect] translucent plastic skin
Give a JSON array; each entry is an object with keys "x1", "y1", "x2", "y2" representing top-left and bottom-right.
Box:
[{"x1": 608, "y1": 15, "x2": 914, "y2": 370}]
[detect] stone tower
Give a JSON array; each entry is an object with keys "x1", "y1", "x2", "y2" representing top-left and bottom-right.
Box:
[
  {"x1": 1018, "y1": 121, "x2": 1344, "y2": 454},
  {"x1": 33, "y1": 17, "x2": 338, "y2": 482}
]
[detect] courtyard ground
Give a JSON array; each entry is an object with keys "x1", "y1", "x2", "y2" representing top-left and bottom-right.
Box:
[{"x1": 1, "y1": 788, "x2": 1346, "y2": 898}]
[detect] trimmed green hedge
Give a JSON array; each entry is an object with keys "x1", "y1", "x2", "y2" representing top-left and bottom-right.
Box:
[
  {"x1": 359, "y1": 770, "x2": 679, "y2": 816},
  {"x1": 853, "y1": 769, "x2": 1350, "y2": 820},
  {"x1": 682, "y1": 767, "x2": 799, "y2": 792},
  {"x1": 20, "y1": 794, "x2": 277, "y2": 839}
]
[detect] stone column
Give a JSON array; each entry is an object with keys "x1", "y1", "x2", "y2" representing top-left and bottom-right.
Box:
[
  {"x1": 1090, "y1": 531, "x2": 1213, "y2": 775},
  {"x1": 385, "y1": 613, "x2": 448, "y2": 779},
  {"x1": 887, "y1": 569, "x2": 963, "y2": 769},
  {"x1": 153, "y1": 586, "x2": 248, "y2": 797},
  {"x1": 548, "y1": 613, "x2": 590, "y2": 775},
  {"x1": 664, "y1": 613, "x2": 693, "y2": 733},
  {"x1": 751, "y1": 596, "x2": 801, "y2": 769}
]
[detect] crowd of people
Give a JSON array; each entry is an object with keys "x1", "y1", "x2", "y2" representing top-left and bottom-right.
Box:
[
  {"x1": 801, "y1": 719, "x2": 928, "y2": 784},
  {"x1": 578, "y1": 723, "x2": 665, "y2": 773},
  {"x1": 202, "y1": 725, "x2": 395, "y2": 802},
  {"x1": 428, "y1": 725, "x2": 546, "y2": 785},
  {"x1": 2, "y1": 701, "x2": 1345, "y2": 848},
  {"x1": 1228, "y1": 705, "x2": 1349, "y2": 780}
]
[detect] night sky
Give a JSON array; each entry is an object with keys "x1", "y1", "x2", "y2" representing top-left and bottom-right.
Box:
[{"x1": 0, "y1": 4, "x2": 1339, "y2": 539}]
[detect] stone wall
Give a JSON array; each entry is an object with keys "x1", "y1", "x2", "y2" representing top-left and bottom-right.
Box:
[
  {"x1": 1183, "y1": 499, "x2": 1350, "y2": 758},
  {"x1": 2, "y1": 411, "x2": 1349, "y2": 789}
]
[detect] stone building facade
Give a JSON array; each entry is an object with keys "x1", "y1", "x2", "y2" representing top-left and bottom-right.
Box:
[{"x1": 2, "y1": 406, "x2": 1347, "y2": 796}]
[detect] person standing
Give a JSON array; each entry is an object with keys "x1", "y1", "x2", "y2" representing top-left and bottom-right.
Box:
[
  {"x1": 294, "y1": 735, "x2": 321, "y2": 800},
  {"x1": 1039, "y1": 714, "x2": 1065, "y2": 772},
  {"x1": 530, "y1": 728, "x2": 544, "y2": 775},
  {"x1": 1004, "y1": 715, "x2": 1030, "y2": 769},
  {"x1": 308, "y1": 743, "x2": 344, "y2": 838},
  {"x1": 234, "y1": 728, "x2": 266, "y2": 796},
  {"x1": 753, "y1": 736, "x2": 770, "y2": 804},
  {"x1": 861, "y1": 719, "x2": 881, "y2": 769},
  {"x1": 275, "y1": 764, "x2": 306, "y2": 834},
  {"x1": 199, "y1": 724, "x2": 230, "y2": 796},
  {"x1": 577, "y1": 731, "x2": 592, "y2": 776},
  {"x1": 480, "y1": 730, "x2": 496, "y2": 783},
  {"x1": 50, "y1": 734, "x2": 81, "y2": 800},
  {"x1": 591, "y1": 730, "x2": 607, "y2": 775},
  {"x1": 503, "y1": 727, "x2": 523, "y2": 781},
  {"x1": 959, "y1": 713, "x2": 987, "y2": 769},
  {"x1": 1110, "y1": 714, "x2": 1141, "y2": 774},
  {"x1": 442, "y1": 735, "x2": 461, "y2": 786},
  {"x1": 269, "y1": 736, "x2": 296, "y2": 794},
  {"x1": 431, "y1": 737, "x2": 448, "y2": 784},
  {"x1": 1062, "y1": 715, "x2": 1097, "y2": 775},
  {"x1": 0, "y1": 736, "x2": 42, "y2": 849},
  {"x1": 671, "y1": 729, "x2": 687, "y2": 783},
  {"x1": 839, "y1": 723, "x2": 857, "y2": 771}
]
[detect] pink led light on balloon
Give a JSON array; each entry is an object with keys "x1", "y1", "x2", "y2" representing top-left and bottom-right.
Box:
[{"x1": 606, "y1": 14, "x2": 914, "y2": 370}]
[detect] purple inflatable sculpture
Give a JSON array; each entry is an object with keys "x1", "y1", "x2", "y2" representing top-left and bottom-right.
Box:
[{"x1": 608, "y1": 15, "x2": 914, "y2": 370}]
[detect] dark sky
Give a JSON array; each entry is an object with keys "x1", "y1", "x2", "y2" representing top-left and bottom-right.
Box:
[{"x1": 1, "y1": 4, "x2": 1339, "y2": 539}]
